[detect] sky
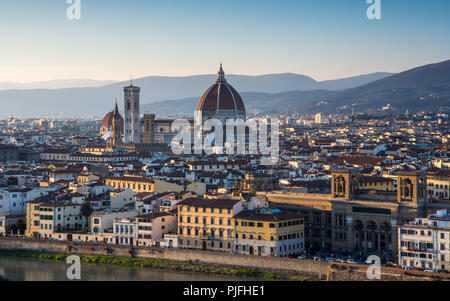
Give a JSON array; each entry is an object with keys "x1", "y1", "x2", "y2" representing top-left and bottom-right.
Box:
[{"x1": 0, "y1": 0, "x2": 449, "y2": 83}]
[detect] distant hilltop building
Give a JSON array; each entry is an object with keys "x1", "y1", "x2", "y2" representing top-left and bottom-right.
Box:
[{"x1": 315, "y1": 113, "x2": 324, "y2": 124}]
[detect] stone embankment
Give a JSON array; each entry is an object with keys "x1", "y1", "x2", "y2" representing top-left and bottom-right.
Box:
[{"x1": 0, "y1": 237, "x2": 448, "y2": 281}]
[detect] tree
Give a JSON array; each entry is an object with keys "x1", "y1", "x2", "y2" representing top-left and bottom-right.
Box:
[{"x1": 80, "y1": 201, "x2": 93, "y2": 230}]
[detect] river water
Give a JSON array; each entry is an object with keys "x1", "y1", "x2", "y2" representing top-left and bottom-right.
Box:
[{"x1": 0, "y1": 256, "x2": 261, "y2": 281}]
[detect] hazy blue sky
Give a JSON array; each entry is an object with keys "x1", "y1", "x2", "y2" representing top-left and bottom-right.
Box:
[{"x1": 0, "y1": 0, "x2": 449, "y2": 82}]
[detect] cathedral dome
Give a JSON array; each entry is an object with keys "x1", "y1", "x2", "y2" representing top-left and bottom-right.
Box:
[
  {"x1": 100, "y1": 106, "x2": 124, "y2": 136},
  {"x1": 101, "y1": 111, "x2": 124, "y2": 128},
  {"x1": 197, "y1": 64, "x2": 245, "y2": 114}
]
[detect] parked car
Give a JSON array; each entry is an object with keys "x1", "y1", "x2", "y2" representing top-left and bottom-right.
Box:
[
  {"x1": 346, "y1": 258, "x2": 357, "y2": 264},
  {"x1": 313, "y1": 256, "x2": 323, "y2": 261},
  {"x1": 424, "y1": 269, "x2": 435, "y2": 273},
  {"x1": 298, "y1": 255, "x2": 306, "y2": 260},
  {"x1": 402, "y1": 266, "x2": 413, "y2": 270}
]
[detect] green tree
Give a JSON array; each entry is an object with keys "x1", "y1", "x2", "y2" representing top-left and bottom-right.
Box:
[{"x1": 80, "y1": 201, "x2": 93, "y2": 230}]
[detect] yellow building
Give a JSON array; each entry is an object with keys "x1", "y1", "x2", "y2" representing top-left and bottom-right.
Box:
[
  {"x1": 154, "y1": 179, "x2": 206, "y2": 195},
  {"x1": 105, "y1": 176, "x2": 206, "y2": 195},
  {"x1": 234, "y1": 209, "x2": 305, "y2": 256},
  {"x1": 177, "y1": 198, "x2": 243, "y2": 252},
  {"x1": 427, "y1": 170, "x2": 450, "y2": 200},
  {"x1": 105, "y1": 176, "x2": 155, "y2": 193},
  {"x1": 25, "y1": 194, "x2": 88, "y2": 239},
  {"x1": 77, "y1": 173, "x2": 100, "y2": 185},
  {"x1": 25, "y1": 200, "x2": 41, "y2": 238}
]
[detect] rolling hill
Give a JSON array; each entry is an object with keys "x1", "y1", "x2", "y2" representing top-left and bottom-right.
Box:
[
  {"x1": 0, "y1": 72, "x2": 391, "y2": 117},
  {"x1": 302, "y1": 60, "x2": 450, "y2": 114}
]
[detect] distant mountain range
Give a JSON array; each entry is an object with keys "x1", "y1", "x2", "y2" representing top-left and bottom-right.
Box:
[
  {"x1": 148, "y1": 60, "x2": 450, "y2": 116},
  {"x1": 146, "y1": 90, "x2": 336, "y2": 116},
  {"x1": 0, "y1": 72, "x2": 392, "y2": 117},
  {"x1": 0, "y1": 79, "x2": 116, "y2": 90},
  {"x1": 302, "y1": 59, "x2": 450, "y2": 114},
  {"x1": 0, "y1": 59, "x2": 448, "y2": 117}
]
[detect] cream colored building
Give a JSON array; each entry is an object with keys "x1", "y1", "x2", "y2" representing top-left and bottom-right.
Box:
[
  {"x1": 25, "y1": 197, "x2": 86, "y2": 239},
  {"x1": 427, "y1": 170, "x2": 450, "y2": 200},
  {"x1": 398, "y1": 209, "x2": 450, "y2": 271},
  {"x1": 135, "y1": 212, "x2": 177, "y2": 247}
]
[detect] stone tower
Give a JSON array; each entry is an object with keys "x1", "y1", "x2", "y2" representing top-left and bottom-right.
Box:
[
  {"x1": 331, "y1": 169, "x2": 359, "y2": 200},
  {"x1": 123, "y1": 81, "x2": 141, "y2": 143},
  {"x1": 142, "y1": 114, "x2": 155, "y2": 144},
  {"x1": 395, "y1": 170, "x2": 428, "y2": 205},
  {"x1": 112, "y1": 100, "x2": 122, "y2": 146}
]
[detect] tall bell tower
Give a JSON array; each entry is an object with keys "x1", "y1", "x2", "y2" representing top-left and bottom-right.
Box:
[{"x1": 123, "y1": 78, "x2": 141, "y2": 144}]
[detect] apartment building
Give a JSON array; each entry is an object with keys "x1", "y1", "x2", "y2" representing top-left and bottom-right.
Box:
[
  {"x1": 25, "y1": 196, "x2": 85, "y2": 239},
  {"x1": 186, "y1": 160, "x2": 246, "y2": 172},
  {"x1": 135, "y1": 212, "x2": 177, "y2": 247},
  {"x1": 234, "y1": 209, "x2": 305, "y2": 256},
  {"x1": 0, "y1": 187, "x2": 48, "y2": 216},
  {"x1": 105, "y1": 176, "x2": 155, "y2": 193},
  {"x1": 91, "y1": 208, "x2": 137, "y2": 235},
  {"x1": 427, "y1": 170, "x2": 450, "y2": 200},
  {"x1": 113, "y1": 217, "x2": 138, "y2": 246},
  {"x1": 177, "y1": 198, "x2": 243, "y2": 252},
  {"x1": 398, "y1": 209, "x2": 450, "y2": 271}
]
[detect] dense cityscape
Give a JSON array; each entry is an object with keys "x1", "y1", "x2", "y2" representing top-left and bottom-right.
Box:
[
  {"x1": 0, "y1": 64, "x2": 449, "y2": 281},
  {"x1": 1, "y1": 0, "x2": 449, "y2": 288}
]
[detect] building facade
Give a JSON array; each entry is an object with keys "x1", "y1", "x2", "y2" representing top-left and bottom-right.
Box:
[
  {"x1": 177, "y1": 198, "x2": 243, "y2": 252},
  {"x1": 398, "y1": 209, "x2": 450, "y2": 271},
  {"x1": 234, "y1": 209, "x2": 305, "y2": 256}
]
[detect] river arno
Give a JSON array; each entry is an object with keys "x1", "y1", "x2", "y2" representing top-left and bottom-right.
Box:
[{"x1": 0, "y1": 256, "x2": 261, "y2": 281}]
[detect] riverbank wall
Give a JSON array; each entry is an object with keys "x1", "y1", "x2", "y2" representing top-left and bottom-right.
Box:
[
  {"x1": 0, "y1": 237, "x2": 328, "y2": 279},
  {"x1": 1, "y1": 237, "x2": 449, "y2": 281}
]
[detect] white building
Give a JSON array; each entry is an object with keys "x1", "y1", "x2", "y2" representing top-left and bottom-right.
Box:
[
  {"x1": 315, "y1": 113, "x2": 324, "y2": 124},
  {"x1": 0, "y1": 188, "x2": 48, "y2": 216},
  {"x1": 398, "y1": 209, "x2": 450, "y2": 272}
]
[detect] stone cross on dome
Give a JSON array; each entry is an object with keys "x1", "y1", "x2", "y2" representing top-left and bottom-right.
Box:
[{"x1": 216, "y1": 63, "x2": 226, "y2": 83}]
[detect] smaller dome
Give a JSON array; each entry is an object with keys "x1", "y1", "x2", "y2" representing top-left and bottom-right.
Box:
[{"x1": 101, "y1": 111, "x2": 124, "y2": 129}]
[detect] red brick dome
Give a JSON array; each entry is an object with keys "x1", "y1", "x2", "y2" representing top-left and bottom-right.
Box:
[
  {"x1": 101, "y1": 111, "x2": 124, "y2": 129},
  {"x1": 197, "y1": 64, "x2": 245, "y2": 113}
]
